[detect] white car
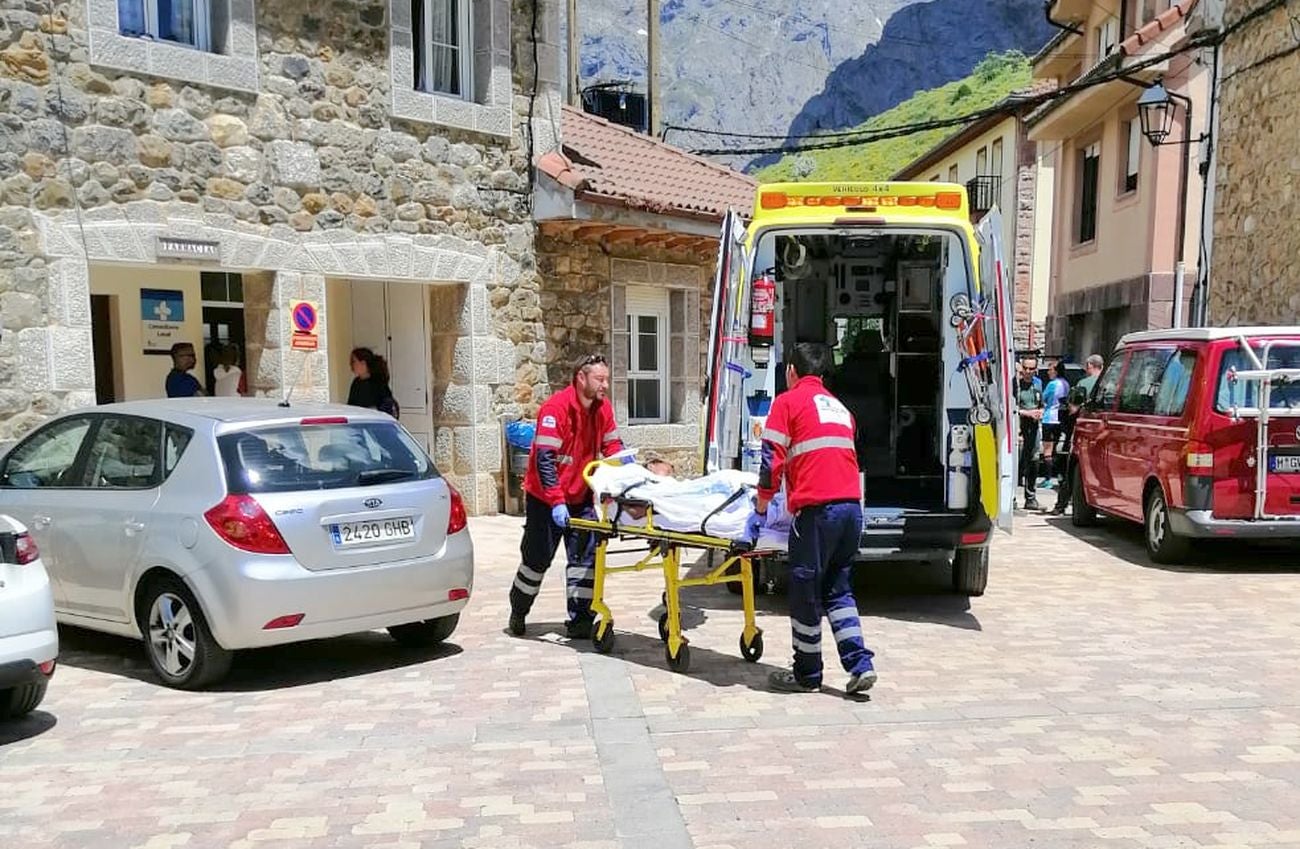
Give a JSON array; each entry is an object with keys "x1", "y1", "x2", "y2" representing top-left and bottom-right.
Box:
[
  {"x1": 0, "y1": 514, "x2": 58, "y2": 719},
  {"x1": 0, "y1": 400, "x2": 473, "y2": 689}
]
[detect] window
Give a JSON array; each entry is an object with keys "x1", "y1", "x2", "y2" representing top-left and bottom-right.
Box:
[
  {"x1": 626, "y1": 287, "x2": 669, "y2": 424},
  {"x1": 1154, "y1": 351, "x2": 1197, "y2": 417},
  {"x1": 1095, "y1": 16, "x2": 1119, "y2": 59},
  {"x1": 948, "y1": 164, "x2": 959, "y2": 182},
  {"x1": 1118, "y1": 348, "x2": 1176, "y2": 415},
  {"x1": 413, "y1": 0, "x2": 472, "y2": 98},
  {"x1": 1076, "y1": 142, "x2": 1100, "y2": 244},
  {"x1": 117, "y1": 0, "x2": 212, "y2": 52},
  {"x1": 84, "y1": 417, "x2": 163, "y2": 489},
  {"x1": 0, "y1": 418, "x2": 93, "y2": 489},
  {"x1": 1215, "y1": 345, "x2": 1300, "y2": 412},
  {"x1": 1120, "y1": 119, "x2": 1141, "y2": 194},
  {"x1": 201, "y1": 272, "x2": 244, "y2": 304},
  {"x1": 930, "y1": 173, "x2": 941, "y2": 183},
  {"x1": 990, "y1": 138, "x2": 1004, "y2": 184},
  {"x1": 165, "y1": 425, "x2": 194, "y2": 477},
  {"x1": 976, "y1": 146, "x2": 988, "y2": 176},
  {"x1": 1092, "y1": 354, "x2": 1125, "y2": 410}
]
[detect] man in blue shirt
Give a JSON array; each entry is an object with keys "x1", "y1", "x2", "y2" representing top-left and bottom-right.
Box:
[{"x1": 165, "y1": 342, "x2": 204, "y2": 398}]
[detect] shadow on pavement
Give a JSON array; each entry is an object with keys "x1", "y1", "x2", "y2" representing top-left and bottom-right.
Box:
[
  {"x1": 1045, "y1": 515, "x2": 1300, "y2": 574},
  {"x1": 0, "y1": 710, "x2": 57, "y2": 747},
  {"x1": 55, "y1": 625, "x2": 463, "y2": 692}
]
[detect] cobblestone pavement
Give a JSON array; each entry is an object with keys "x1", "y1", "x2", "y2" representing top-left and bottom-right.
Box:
[{"x1": 2, "y1": 508, "x2": 1299, "y2": 849}]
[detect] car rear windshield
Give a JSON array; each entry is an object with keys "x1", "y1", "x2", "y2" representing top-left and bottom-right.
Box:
[
  {"x1": 1215, "y1": 344, "x2": 1300, "y2": 412},
  {"x1": 217, "y1": 421, "x2": 437, "y2": 494}
]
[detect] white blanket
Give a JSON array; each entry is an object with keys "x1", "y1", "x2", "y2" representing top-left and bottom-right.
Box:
[{"x1": 588, "y1": 463, "x2": 792, "y2": 551}]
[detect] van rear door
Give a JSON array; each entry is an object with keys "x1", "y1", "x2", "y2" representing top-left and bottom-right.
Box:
[
  {"x1": 975, "y1": 211, "x2": 1016, "y2": 532},
  {"x1": 703, "y1": 210, "x2": 750, "y2": 473}
]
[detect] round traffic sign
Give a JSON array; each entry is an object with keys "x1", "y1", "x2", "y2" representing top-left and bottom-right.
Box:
[{"x1": 292, "y1": 302, "x2": 317, "y2": 334}]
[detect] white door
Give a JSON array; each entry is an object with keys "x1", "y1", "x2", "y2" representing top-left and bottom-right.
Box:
[
  {"x1": 976, "y1": 211, "x2": 1017, "y2": 533},
  {"x1": 385, "y1": 284, "x2": 432, "y2": 450},
  {"x1": 703, "y1": 210, "x2": 751, "y2": 472}
]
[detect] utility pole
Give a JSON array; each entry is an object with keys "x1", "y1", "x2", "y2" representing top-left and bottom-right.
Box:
[
  {"x1": 567, "y1": 0, "x2": 580, "y2": 107},
  {"x1": 647, "y1": 0, "x2": 660, "y2": 137}
]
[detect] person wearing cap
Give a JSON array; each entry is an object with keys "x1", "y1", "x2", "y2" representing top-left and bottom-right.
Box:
[
  {"x1": 748, "y1": 342, "x2": 877, "y2": 695},
  {"x1": 509, "y1": 353, "x2": 628, "y2": 639}
]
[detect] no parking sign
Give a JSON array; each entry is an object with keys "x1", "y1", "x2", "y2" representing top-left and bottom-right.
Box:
[{"x1": 290, "y1": 301, "x2": 319, "y2": 351}]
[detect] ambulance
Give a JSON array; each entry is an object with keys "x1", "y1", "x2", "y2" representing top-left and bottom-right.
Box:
[{"x1": 702, "y1": 182, "x2": 1017, "y2": 596}]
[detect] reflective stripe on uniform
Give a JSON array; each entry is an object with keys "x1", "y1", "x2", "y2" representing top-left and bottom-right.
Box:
[
  {"x1": 792, "y1": 636, "x2": 820, "y2": 653},
  {"x1": 827, "y1": 607, "x2": 856, "y2": 625},
  {"x1": 603, "y1": 429, "x2": 620, "y2": 443},
  {"x1": 513, "y1": 576, "x2": 541, "y2": 596},
  {"x1": 791, "y1": 620, "x2": 821, "y2": 638},
  {"x1": 570, "y1": 586, "x2": 595, "y2": 600},
  {"x1": 832, "y1": 625, "x2": 863, "y2": 641},
  {"x1": 535, "y1": 435, "x2": 563, "y2": 449},
  {"x1": 762, "y1": 428, "x2": 790, "y2": 447},
  {"x1": 787, "y1": 435, "x2": 856, "y2": 460},
  {"x1": 567, "y1": 566, "x2": 594, "y2": 581},
  {"x1": 518, "y1": 564, "x2": 545, "y2": 582}
]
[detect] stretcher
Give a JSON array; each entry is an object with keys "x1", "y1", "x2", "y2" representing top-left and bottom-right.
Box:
[{"x1": 568, "y1": 459, "x2": 765, "y2": 674}]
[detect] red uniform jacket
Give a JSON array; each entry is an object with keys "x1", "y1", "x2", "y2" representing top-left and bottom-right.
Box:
[
  {"x1": 524, "y1": 385, "x2": 625, "y2": 506},
  {"x1": 758, "y1": 375, "x2": 861, "y2": 514}
]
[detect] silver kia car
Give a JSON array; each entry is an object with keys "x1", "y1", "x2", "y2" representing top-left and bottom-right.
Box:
[{"x1": 0, "y1": 399, "x2": 473, "y2": 688}]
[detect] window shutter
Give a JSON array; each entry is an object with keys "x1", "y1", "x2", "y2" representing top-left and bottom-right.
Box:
[{"x1": 625, "y1": 286, "x2": 668, "y2": 318}]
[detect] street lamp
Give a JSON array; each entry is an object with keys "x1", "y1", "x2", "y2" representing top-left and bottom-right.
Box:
[{"x1": 1135, "y1": 80, "x2": 1208, "y2": 328}]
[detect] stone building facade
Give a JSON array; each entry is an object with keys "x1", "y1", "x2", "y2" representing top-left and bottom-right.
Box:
[
  {"x1": 0, "y1": 0, "x2": 566, "y2": 514},
  {"x1": 1208, "y1": 0, "x2": 1300, "y2": 323}
]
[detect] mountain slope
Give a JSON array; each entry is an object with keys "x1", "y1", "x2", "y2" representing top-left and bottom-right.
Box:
[{"x1": 755, "y1": 51, "x2": 1033, "y2": 183}]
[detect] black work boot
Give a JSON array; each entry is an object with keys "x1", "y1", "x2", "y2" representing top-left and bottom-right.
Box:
[
  {"x1": 508, "y1": 610, "x2": 526, "y2": 637},
  {"x1": 564, "y1": 618, "x2": 593, "y2": 640}
]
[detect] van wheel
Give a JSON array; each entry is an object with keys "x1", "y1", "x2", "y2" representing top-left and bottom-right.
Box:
[
  {"x1": 952, "y1": 547, "x2": 989, "y2": 596},
  {"x1": 1144, "y1": 487, "x2": 1190, "y2": 564},
  {"x1": 1071, "y1": 464, "x2": 1098, "y2": 527},
  {"x1": 140, "y1": 576, "x2": 233, "y2": 690}
]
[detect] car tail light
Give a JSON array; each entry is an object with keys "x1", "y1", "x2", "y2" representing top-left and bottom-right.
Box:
[
  {"x1": 447, "y1": 484, "x2": 468, "y2": 535},
  {"x1": 448, "y1": 588, "x2": 469, "y2": 602},
  {"x1": 14, "y1": 533, "x2": 39, "y2": 565},
  {"x1": 263, "y1": 614, "x2": 305, "y2": 630},
  {"x1": 204, "y1": 494, "x2": 291, "y2": 554},
  {"x1": 38, "y1": 660, "x2": 55, "y2": 676},
  {"x1": 1186, "y1": 441, "x2": 1215, "y2": 472}
]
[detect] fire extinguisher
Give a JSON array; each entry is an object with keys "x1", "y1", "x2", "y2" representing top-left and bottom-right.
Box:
[{"x1": 750, "y1": 272, "x2": 776, "y2": 347}]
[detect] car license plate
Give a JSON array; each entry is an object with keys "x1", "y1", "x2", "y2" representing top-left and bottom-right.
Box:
[
  {"x1": 330, "y1": 517, "x2": 416, "y2": 547},
  {"x1": 1269, "y1": 454, "x2": 1300, "y2": 473}
]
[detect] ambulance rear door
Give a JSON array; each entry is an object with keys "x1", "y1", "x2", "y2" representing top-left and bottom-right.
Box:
[
  {"x1": 702, "y1": 209, "x2": 751, "y2": 473},
  {"x1": 976, "y1": 210, "x2": 1016, "y2": 532}
]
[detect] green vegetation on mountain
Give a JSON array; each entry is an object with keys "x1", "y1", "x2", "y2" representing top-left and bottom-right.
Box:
[{"x1": 755, "y1": 51, "x2": 1033, "y2": 183}]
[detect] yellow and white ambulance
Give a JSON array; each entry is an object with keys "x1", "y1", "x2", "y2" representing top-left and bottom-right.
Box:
[{"x1": 703, "y1": 182, "x2": 1016, "y2": 595}]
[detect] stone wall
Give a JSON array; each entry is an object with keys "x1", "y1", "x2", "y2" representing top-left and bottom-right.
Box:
[
  {"x1": 1208, "y1": 1, "x2": 1300, "y2": 324},
  {"x1": 0, "y1": 0, "x2": 564, "y2": 513}
]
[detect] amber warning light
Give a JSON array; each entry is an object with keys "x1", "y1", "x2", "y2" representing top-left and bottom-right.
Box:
[{"x1": 760, "y1": 191, "x2": 963, "y2": 211}]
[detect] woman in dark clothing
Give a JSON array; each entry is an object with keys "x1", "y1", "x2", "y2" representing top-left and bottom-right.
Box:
[{"x1": 347, "y1": 347, "x2": 398, "y2": 417}]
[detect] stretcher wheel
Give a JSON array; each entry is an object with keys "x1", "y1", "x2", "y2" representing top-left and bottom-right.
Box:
[
  {"x1": 665, "y1": 643, "x2": 691, "y2": 674},
  {"x1": 740, "y1": 631, "x2": 763, "y2": 663},
  {"x1": 657, "y1": 613, "x2": 670, "y2": 642},
  {"x1": 593, "y1": 621, "x2": 615, "y2": 654},
  {"x1": 971, "y1": 406, "x2": 993, "y2": 425}
]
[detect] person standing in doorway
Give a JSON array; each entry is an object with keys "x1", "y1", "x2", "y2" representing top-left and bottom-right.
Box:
[
  {"x1": 1039, "y1": 360, "x2": 1071, "y2": 489},
  {"x1": 347, "y1": 347, "x2": 398, "y2": 417},
  {"x1": 508, "y1": 353, "x2": 628, "y2": 640},
  {"x1": 1053, "y1": 353, "x2": 1104, "y2": 515},
  {"x1": 165, "y1": 342, "x2": 204, "y2": 398},
  {"x1": 212, "y1": 344, "x2": 244, "y2": 397},
  {"x1": 749, "y1": 342, "x2": 877, "y2": 696},
  {"x1": 1016, "y1": 357, "x2": 1044, "y2": 510}
]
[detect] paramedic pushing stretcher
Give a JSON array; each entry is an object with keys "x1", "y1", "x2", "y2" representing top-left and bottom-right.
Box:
[
  {"x1": 748, "y1": 343, "x2": 878, "y2": 695},
  {"x1": 509, "y1": 353, "x2": 627, "y2": 640}
]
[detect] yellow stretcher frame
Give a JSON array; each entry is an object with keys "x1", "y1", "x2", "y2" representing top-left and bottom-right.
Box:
[{"x1": 568, "y1": 459, "x2": 764, "y2": 674}]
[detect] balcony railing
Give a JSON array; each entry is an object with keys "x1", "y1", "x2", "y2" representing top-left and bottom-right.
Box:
[{"x1": 965, "y1": 175, "x2": 1002, "y2": 216}]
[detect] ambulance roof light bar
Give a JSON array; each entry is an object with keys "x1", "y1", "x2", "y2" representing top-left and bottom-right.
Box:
[{"x1": 758, "y1": 189, "x2": 965, "y2": 212}]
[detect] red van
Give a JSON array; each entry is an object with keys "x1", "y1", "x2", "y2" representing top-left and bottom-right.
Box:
[{"x1": 1071, "y1": 327, "x2": 1300, "y2": 562}]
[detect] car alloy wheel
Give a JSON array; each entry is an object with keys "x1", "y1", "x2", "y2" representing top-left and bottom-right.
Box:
[{"x1": 148, "y1": 592, "x2": 197, "y2": 679}]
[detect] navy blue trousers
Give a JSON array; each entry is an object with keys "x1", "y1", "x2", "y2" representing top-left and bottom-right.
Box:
[
  {"x1": 787, "y1": 501, "x2": 875, "y2": 686},
  {"x1": 510, "y1": 494, "x2": 596, "y2": 624}
]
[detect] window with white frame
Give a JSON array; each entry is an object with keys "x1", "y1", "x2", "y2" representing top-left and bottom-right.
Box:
[
  {"x1": 413, "y1": 0, "x2": 473, "y2": 99},
  {"x1": 990, "y1": 137, "x2": 1004, "y2": 184},
  {"x1": 625, "y1": 287, "x2": 669, "y2": 424},
  {"x1": 1095, "y1": 16, "x2": 1119, "y2": 59},
  {"x1": 1120, "y1": 118, "x2": 1141, "y2": 194},
  {"x1": 117, "y1": 0, "x2": 213, "y2": 52}
]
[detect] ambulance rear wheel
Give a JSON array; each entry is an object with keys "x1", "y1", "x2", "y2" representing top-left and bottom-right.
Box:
[
  {"x1": 740, "y1": 631, "x2": 763, "y2": 662},
  {"x1": 952, "y1": 547, "x2": 989, "y2": 597},
  {"x1": 593, "y1": 620, "x2": 616, "y2": 654},
  {"x1": 666, "y1": 643, "x2": 691, "y2": 674}
]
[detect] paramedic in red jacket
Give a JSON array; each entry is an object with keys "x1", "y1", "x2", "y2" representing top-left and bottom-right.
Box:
[
  {"x1": 509, "y1": 353, "x2": 626, "y2": 639},
  {"x1": 749, "y1": 342, "x2": 877, "y2": 695}
]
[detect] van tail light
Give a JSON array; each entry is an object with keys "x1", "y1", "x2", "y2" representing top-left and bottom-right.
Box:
[
  {"x1": 960, "y1": 531, "x2": 988, "y2": 546},
  {"x1": 1186, "y1": 441, "x2": 1215, "y2": 472},
  {"x1": 14, "y1": 533, "x2": 39, "y2": 565},
  {"x1": 446, "y1": 484, "x2": 468, "y2": 535},
  {"x1": 204, "y1": 495, "x2": 291, "y2": 554}
]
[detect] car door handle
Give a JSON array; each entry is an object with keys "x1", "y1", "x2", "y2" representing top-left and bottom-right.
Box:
[
  {"x1": 32, "y1": 514, "x2": 51, "y2": 528},
  {"x1": 124, "y1": 520, "x2": 146, "y2": 535}
]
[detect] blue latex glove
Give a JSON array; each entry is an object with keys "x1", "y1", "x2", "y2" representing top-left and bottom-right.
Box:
[
  {"x1": 745, "y1": 510, "x2": 765, "y2": 542},
  {"x1": 551, "y1": 503, "x2": 570, "y2": 529},
  {"x1": 611, "y1": 449, "x2": 637, "y2": 465}
]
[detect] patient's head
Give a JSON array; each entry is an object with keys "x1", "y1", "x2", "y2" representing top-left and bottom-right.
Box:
[{"x1": 644, "y1": 453, "x2": 675, "y2": 477}]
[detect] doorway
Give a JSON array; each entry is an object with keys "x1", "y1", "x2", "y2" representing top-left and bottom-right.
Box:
[
  {"x1": 91, "y1": 294, "x2": 117, "y2": 404},
  {"x1": 200, "y1": 272, "x2": 246, "y2": 396},
  {"x1": 348, "y1": 281, "x2": 432, "y2": 450}
]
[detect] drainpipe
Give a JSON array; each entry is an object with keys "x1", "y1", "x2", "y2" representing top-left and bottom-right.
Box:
[
  {"x1": 1044, "y1": 0, "x2": 1084, "y2": 35},
  {"x1": 1191, "y1": 43, "x2": 1222, "y2": 327}
]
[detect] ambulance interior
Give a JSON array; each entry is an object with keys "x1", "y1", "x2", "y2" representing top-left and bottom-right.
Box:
[{"x1": 747, "y1": 229, "x2": 969, "y2": 512}]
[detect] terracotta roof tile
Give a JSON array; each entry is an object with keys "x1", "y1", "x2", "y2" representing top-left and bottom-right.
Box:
[
  {"x1": 1120, "y1": 0, "x2": 1198, "y2": 56},
  {"x1": 538, "y1": 105, "x2": 757, "y2": 222}
]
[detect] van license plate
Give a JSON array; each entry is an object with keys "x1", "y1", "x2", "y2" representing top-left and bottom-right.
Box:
[
  {"x1": 330, "y1": 518, "x2": 416, "y2": 547},
  {"x1": 1269, "y1": 454, "x2": 1300, "y2": 473}
]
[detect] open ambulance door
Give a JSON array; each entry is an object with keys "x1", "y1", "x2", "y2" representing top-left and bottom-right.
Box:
[
  {"x1": 702, "y1": 209, "x2": 750, "y2": 473},
  {"x1": 976, "y1": 210, "x2": 1017, "y2": 533}
]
